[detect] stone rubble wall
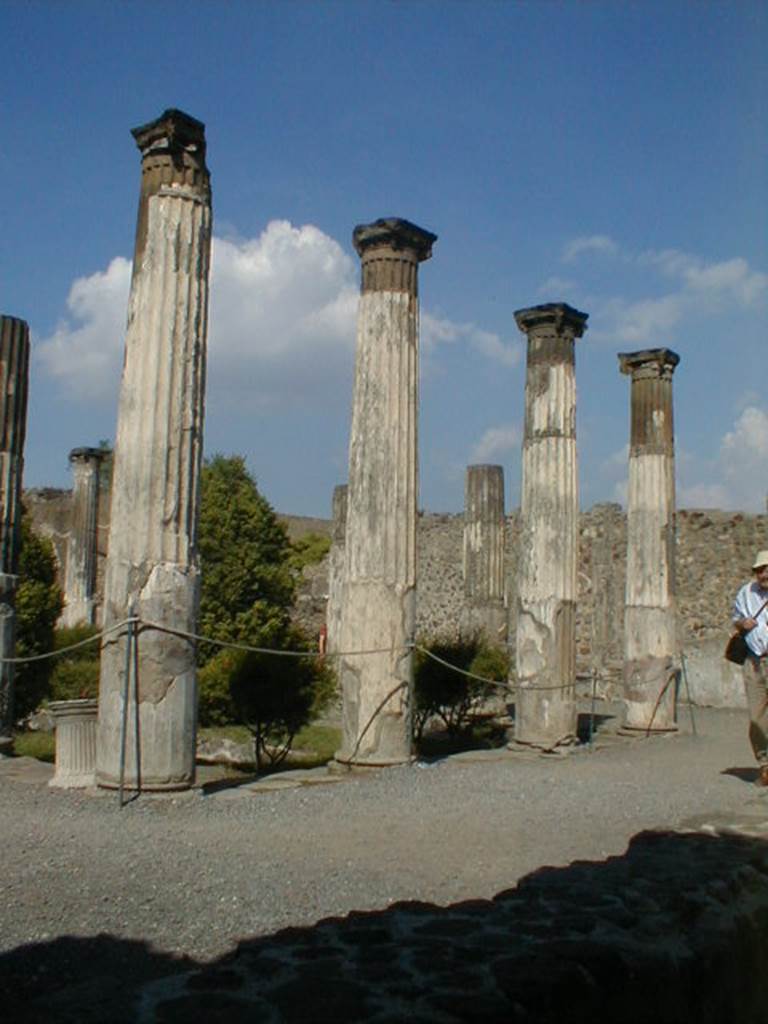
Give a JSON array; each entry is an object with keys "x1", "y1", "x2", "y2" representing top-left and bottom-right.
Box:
[{"x1": 23, "y1": 489, "x2": 765, "y2": 707}]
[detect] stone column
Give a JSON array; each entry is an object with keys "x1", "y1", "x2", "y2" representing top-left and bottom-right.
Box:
[
  {"x1": 619, "y1": 348, "x2": 680, "y2": 732},
  {"x1": 61, "y1": 447, "x2": 108, "y2": 628},
  {"x1": 335, "y1": 218, "x2": 436, "y2": 767},
  {"x1": 0, "y1": 316, "x2": 29, "y2": 751},
  {"x1": 460, "y1": 464, "x2": 507, "y2": 644},
  {"x1": 97, "y1": 109, "x2": 212, "y2": 791},
  {"x1": 326, "y1": 484, "x2": 347, "y2": 656},
  {"x1": 513, "y1": 303, "x2": 587, "y2": 749}
]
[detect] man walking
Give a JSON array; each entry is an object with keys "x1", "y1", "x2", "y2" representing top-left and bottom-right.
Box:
[{"x1": 732, "y1": 550, "x2": 768, "y2": 786}]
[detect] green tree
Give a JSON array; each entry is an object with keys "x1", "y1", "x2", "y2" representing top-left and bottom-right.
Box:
[
  {"x1": 197, "y1": 455, "x2": 295, "y2": 662},
  {"x1": 196, "y1": 456, "x2": 336, "y2": 750},
  {"x1": 228, "y1": 627, "x2": 336, "y2": 770},
  {"x1": 287, "y1": 532, "x2": 331, "y2": 576},
  {"x1": 13, "y1": 514, "x2": 64, "y2": 721}
]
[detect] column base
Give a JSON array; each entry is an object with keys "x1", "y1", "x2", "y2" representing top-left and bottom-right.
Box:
[
  {"x1": 96, "y1": 774, "x2": 194, "y2": 792},
  {"x1": 617, "y1": 724, "x2": 679, "y2": 737},
  {"x1": 507, "y1": 735, "x2": 579, "y2": 756},
  {"x1": 329, "y1": 754, "x2": 415, "y2": 773}
]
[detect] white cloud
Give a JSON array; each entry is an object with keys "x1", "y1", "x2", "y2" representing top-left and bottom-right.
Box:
[
  {"x1": 536, "y1": 275, "x2": 577, "y2": 298},
  {"x1": 642, "y1": 248, "x2": 768, "y2": 306},
  {"x1": 593, "y1": 293, "x2": 685, "y2": 345},
  {"x1": 36, "y1": 220, "x2": 516, "y2": 411},
  {"x1": 679, "y1": 406, "x2": 768, "y2": 512},
  {"x1": 562, "y1": 235, "x2": 618, "y2": 263},
  {"x1": 469, "y1": 423, "x2": 521, "y2": 463},
  {"x1": 567, "y1": 241, "x2": 766, "y2": 346},
  {"x1": 36, "y1": 256, "x2": 132, "y2": 400},
  {"x1": 422, "y1": 312, "x2": 522, "y2": 368}
]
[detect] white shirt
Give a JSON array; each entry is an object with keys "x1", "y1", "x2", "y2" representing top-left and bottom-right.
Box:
[{"x1": 733, "y1": 581, "x2": 768, "y2": 657}]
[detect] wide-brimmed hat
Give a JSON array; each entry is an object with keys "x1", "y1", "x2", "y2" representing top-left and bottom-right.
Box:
[{"x1": 753, "y1": 550, "x2": 768, "y2": 569}]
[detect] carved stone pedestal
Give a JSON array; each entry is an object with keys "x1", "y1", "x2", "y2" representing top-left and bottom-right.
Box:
[{"x1": 49, "y1": 699, "x2": 98, "y2": 788}]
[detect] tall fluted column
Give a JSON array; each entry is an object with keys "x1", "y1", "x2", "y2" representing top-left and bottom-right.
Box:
[
  {"x1": 61, "y1": 447, "x2": 108, "y2": 628},
  {"x1": 0, "y1": 316, "x2": 29, "y2": 750},
  {"x1": 513, "y1": 303, "x2": 587, "y2": 749},
  {"x1": 335, "y1": 218, "x2": 436, "y2": 767},
  {"x1": 619, "y1": 348, "x2": 680, "y2": 732},
  {"x1": 326, "y1": 484, "x2": 347, "y2": 656},
  {"x1": 97, "y1": 109, "x2": 212, "y2": 790},
  {"x1": 460, "y1": 464, "x2": 507, "y2": 644}
]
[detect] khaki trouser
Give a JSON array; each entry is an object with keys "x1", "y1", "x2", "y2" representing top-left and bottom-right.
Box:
[{"x1": 743, "y1": 655, "x2": 768, "y2": 764}]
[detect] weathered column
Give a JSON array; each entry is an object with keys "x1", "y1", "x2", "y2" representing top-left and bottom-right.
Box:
[
  {"x1": 619, "y1": 348, "x2": 680, "y2": 732},
  {"x1": 460, "y1": 464, "x2": 507, "y2": 644},
  {"x1": 0, "y1": 316, "x2": 29, "y2": 752},
  {"x1": 97, "y1": 109, "x2": 212, "y2": 790},
  {"x1": 326, "y1": 484, "x2": 347, "y2": 656},
  {"x1": 335, "y1": 218, "x2": 436, "y2": 767},
  {"x1": 61, "y1": 447, "x2": 108, "y2": 628},
  {"x1": 512, "y1": 303, "x2": 587, "y2": 749}
]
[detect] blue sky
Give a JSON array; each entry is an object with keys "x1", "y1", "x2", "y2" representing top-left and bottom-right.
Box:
[{"x1": 1, "y1": 0, "x2": 766, "y2": 516}]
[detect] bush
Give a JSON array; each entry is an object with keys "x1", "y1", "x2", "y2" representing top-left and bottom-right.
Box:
[
  {"x1": 229, "y1": 626, "x2": 337, "y2": 771},
  {"x1": 413, "y1": 634, "x2": 509, "y2": 742},
  {"x1": 13, "y1": 516, "x2": 64, "y2": 722},
  {"x1": 287, "y1": 532, "x2": 331, "y2": 575},
  {"x1": 46, "y1": 624, "x2": 101, "y2": 702},
  {"x1": 197, "y1": 649, "x2": 240, "y2": 727}
]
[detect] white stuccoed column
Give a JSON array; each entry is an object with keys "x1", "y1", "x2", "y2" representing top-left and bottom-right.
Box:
[
  {"x1": 326, "y1": 483, "x2": 347, "y2": 656},
  {"x1": 619, "y1": 348, "x2": 680, "y2": 732},
  {"x1": 0, "y1": 315, "x2": 29, "y2": 753},
  {"x1": 512, "y1": 303, "x2": 587, "y2": 749},
  {"x1": 61, "y1": 447, "x2": 107, "y2": 628},
  {"x1": 460, "y1": 464, "x2": 507, "y2": 644},
  {"x1": 335, "y1": 218, "x2": 436, "y2": 768},
  {"x1": 97, "y1": 109, "x2": 212, "y2": 791}
]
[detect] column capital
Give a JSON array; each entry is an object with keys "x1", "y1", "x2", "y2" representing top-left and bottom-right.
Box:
[
  {"x1": 353, "y1": 218, "x2": 436, "y2": 263},
  {"x1": 132, "y1": 108, "x2": 206, "y2": 162},
  {"x1": 514, "y1": 303, "x2": 588, "y2": 339},
  {"x1": 68, "y1": 446, "x2": 109, "y2": 466},
  {"x1": 131, "y1": 108, "x2": 210, "y2": 208},
  {"x1": 618, "y1": 348, "x2": 680, "y2": 381}
]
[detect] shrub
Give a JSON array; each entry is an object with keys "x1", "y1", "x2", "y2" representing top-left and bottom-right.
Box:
[
  {"x1": 197, "y1": 649, "x2": 240, "y2": 727},
  {"x1": 287, "y1": 532, "x2": 331, "y2": 575},
  {"x1": 229, "y1": 626, "x2": 336, "y2": 771},
  {"x1": 413, "y1": 634, "x2": 509, "y2": 742},
  {"x1": 48, "y1": 624, "x2": 101, "y2": 702},
  {"x1": 13, "y1": 516, "x2": 64, "y2": 722}
]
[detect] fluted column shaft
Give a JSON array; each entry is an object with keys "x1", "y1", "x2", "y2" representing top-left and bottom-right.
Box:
[
  {"x1": 326, "y1": 484, "x2": 348, "y2": 656},
  {"x1": 97, "y1": 110, "x2": 212, "y2": 790},
  {"x1": 513, "y1": 304, "x2": 587, "y2": 748},
  {"x1": 0, "y1": 316, "x2": 29, "y2": 745},
  {"x1": 61, "y1": 448, "x2": 107, "y2": 628},
  {"x1": 619, "y1": 348, "x2": 680, "y2": 731},
  {"x1": 336, "y1": 218, "x2": 436, "y2": 767},
  {"x1": 461, "y1": 464, "x2": 507, "y2": 643}
]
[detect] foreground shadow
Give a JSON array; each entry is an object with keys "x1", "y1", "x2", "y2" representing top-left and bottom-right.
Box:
[{"x1": 3, "y1": 829, "x2": 768, "y2": 1023}]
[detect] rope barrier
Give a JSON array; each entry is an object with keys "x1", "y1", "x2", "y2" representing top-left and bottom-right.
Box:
[
  {"x1": 2, "y1": 615, "x2": 691, "y2": 736},
  {"x1": 0, "y1": 618, "x2": 139, "y2": 664}
]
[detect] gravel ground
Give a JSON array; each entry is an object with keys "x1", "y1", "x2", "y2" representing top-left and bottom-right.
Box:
[{"x1": 0, "y1": 704, "x2": 763, "y2": 965}]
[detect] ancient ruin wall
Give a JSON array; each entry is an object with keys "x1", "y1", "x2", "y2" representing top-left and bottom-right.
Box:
[{"x1": 23, "y1": 489, "x2": 764, "y2": 701}]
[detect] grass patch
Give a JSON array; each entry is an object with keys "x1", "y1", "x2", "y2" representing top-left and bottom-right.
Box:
[
  {"x1": 13, "y1": 731, "x2": 55, "y2": 762},
  {"x1": 197, "y1": 723, "x2": 341, "y2": 774}
]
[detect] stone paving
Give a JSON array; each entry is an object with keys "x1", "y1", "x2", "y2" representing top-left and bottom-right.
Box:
[{"x1": 4, "y1": 710, "x2": 768, "y2": 1022}]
